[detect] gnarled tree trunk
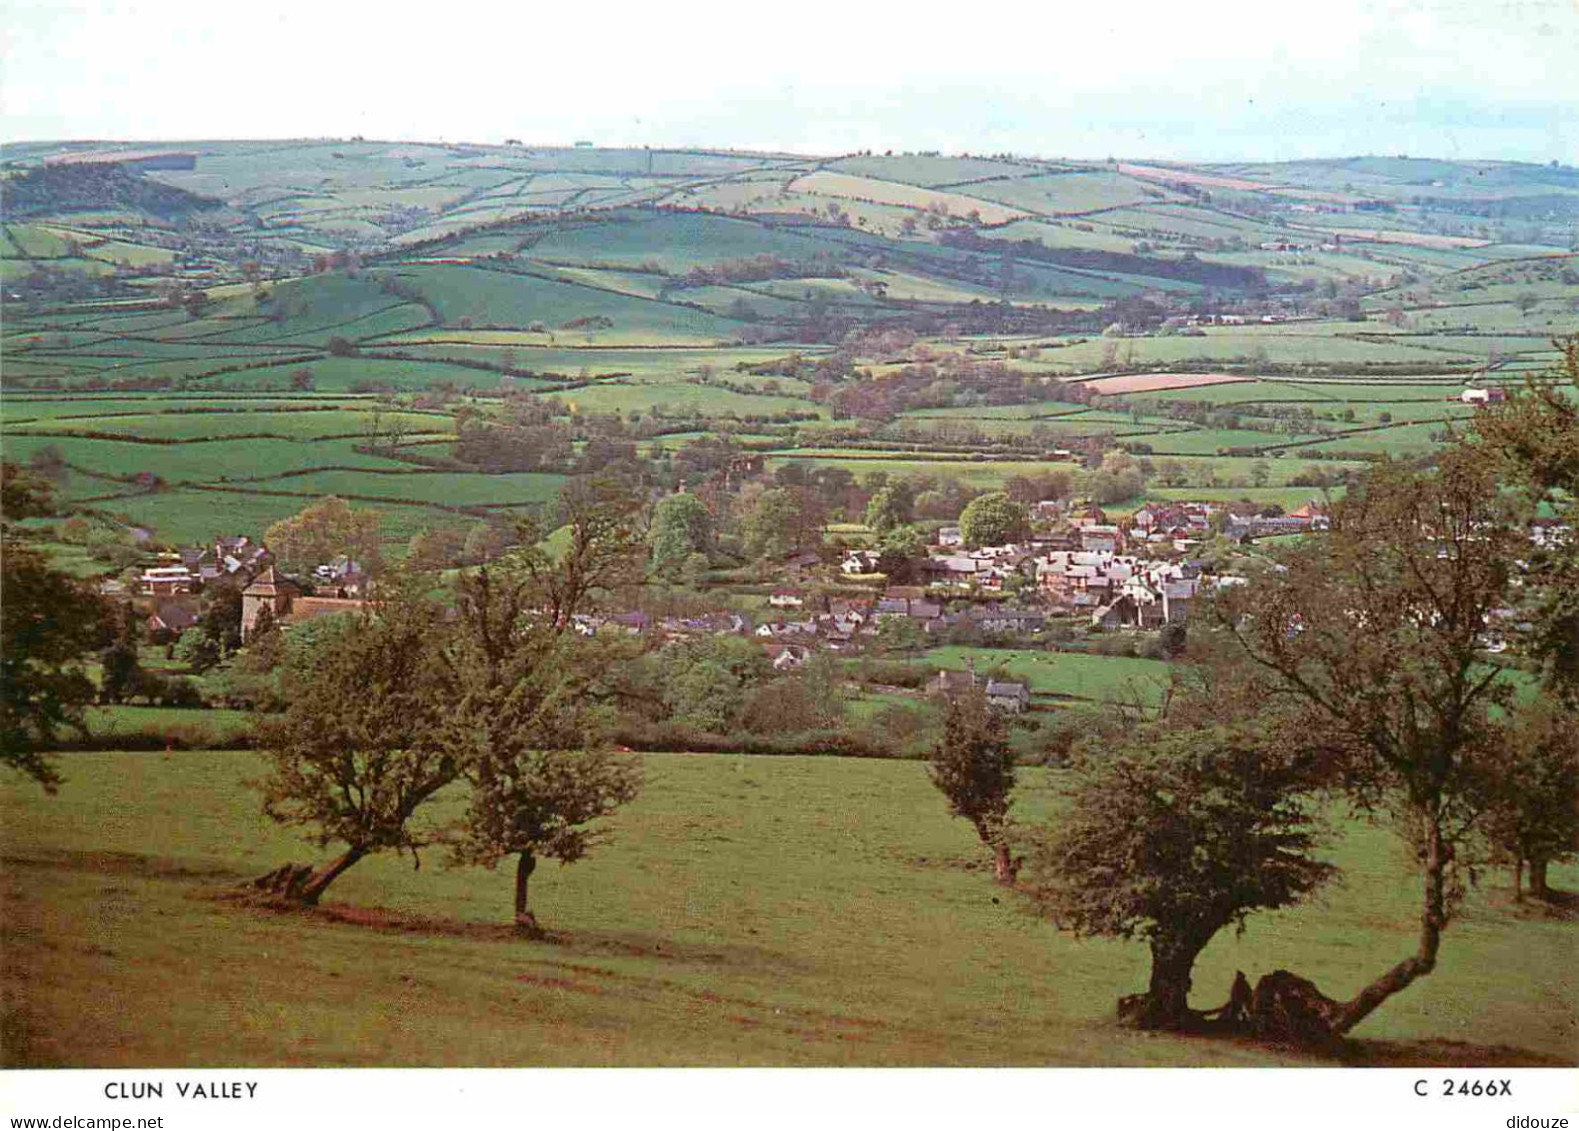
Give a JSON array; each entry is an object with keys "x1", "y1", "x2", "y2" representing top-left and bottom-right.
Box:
[
  {"x1": 1249, "y1": 823, "x2": 1452, "y2": 1047},
  {"x1": 1118, "y1": 933, "x2": 1210, "y2": 1030},
  {"x1": 972, "y1": 819, "x2": 1018, "y2": 885},
  {"x1": 245, "y1": 844, "x2": 368, "y2": 905},
  {"x1": 1529, "y1": 856, "x2": 1550, "y2": 900},
  {"x1": 514, "y1": 851, "x2": 544, "y2": 938},
  {"x1": 991, "y1": 840, "x2": 1019, "y2": 885},
  {"x1": 298, "y1": 845, "x2": 368, "y2": 906},
  {"x1": 1327, "y1": 823, "x2": 1448, "y2": 1037}
]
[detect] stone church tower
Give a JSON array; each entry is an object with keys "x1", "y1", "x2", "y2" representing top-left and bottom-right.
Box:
[{"x1": 241, "y1": 566, "x2": 299, "y2": 640}]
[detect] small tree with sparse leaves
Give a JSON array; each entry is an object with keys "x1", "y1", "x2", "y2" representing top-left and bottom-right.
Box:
[
  {"x1": 249, "y1": 586, "x2": 458, "y2": 905},
  {"x1": 928, "y1": 688, "x2": 1018, "y2": 883},
  {"x1": 443, "y1": 556, "x2": 641, "y2": 937}
]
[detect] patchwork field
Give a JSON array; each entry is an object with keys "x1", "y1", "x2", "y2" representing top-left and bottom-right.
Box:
[{"x1": 1083, "y1": 372, "x2": 1254, "y2": 395}]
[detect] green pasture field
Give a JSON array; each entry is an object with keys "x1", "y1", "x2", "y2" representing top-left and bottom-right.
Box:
[
  {"x1": 1047, "y1": 331, "x2": 1484, "y2": 372},
  {"x1": 197, "y1": 274, "x2": 430, "y2": 340},
  {"x1": 897, "y1": 402, "x2": 1088, "y2": 421},
  {"x1": 3, "y1": 222, "x2": 74, "y2": 258},
  {"x1": 532, "y1": 267, "x2": 672, "y2": 303},
  {"x1": 1, "y1": 396, "x2": 331, "y2": 423},
  {"x1": 3, "y1": 352, "x2": 319, "y2": 388},
  {"x1": 1332, "y1": 401, "x2": 1476, "y2": 425},
  {"x1": 0, "y1": 256, "x2": 115, "y2": 283},
  {"x1": 9, "y1": 407, "x2": 447, "y2": 442},
  {"x1": 1270, "y1": 379, "x2": 1509, "y2": 399},
  {"x1": 517, "y1": 210, "x2": 843, "y2": 273},
  {"x1": 377, "y1": 264, "x2": 744, "y2": 343},
  {"x1": 1122, "y1": 383, "x2": 1324, "y2": 406},
  {"x1": 1093, "y1": 204, "x2": 1283, "y2": 242},
  {"x1": 1138, "y1": 428, "x2": 1333, "y2": 456},
  {"x1": 1122, "y1": 454, "x2": 1367, "y2": 489},
  {"x1": 1396, "y1": 301, "x2": 1578, "y2": 333},
  {"x1": 259, "y1": 470, "x2": 565, "y2": 507},
  {"x1": 888, "y1": 417, "x2": 1143, "y2": 440},
  {"x1": 786, "y1": 172, "x2": 1030, "y2": 226},
  {"x1": 1299, "y1": 421, "x2": 1457, "y2": 456},
  {"x1": 915, "y1": 646, "x2": 1173, "y2": 703},
  {"x1": 764, "y1": 456, "x2": 1073, "y2": 489},
  {"x1": 83, "y1": 706, "x2": 257, "y2": 746},
  {"x1": 79, "y1": 238, "x2": 178, "y2": 268},
  {"x1": 964, "y1": 171, "x2": 1182, "y2": 216},
  {"x1": 2, "y1": 750, "x2": 1571, "y2": 1067},
  {"x1": 992, "y1": 218, "x2": 1155, "y2": 255},
  {"x1": 89, "y1": 487, "x2": 477, "y2": 548},
  {"x1": 1146, "y1": 485, "x2": 1345, "y2": 509},
  {"x1": 0, "y1": 433, "x2": 414, "y2": 482},
  {"x1": 374, "y1": 340, "x2": 814, "y2": 383},
  {"x1": 824, "y1": 154, "x2": 1029, "y2": 187},
  {"x1": 853, "y1": 268, "x2": 1011, "y2": 305},
  {"x1": 668, "y1": 282, "x2": 845, "y2": 321},
  {"x1": 24, "y1": 540, "x2": 113, "y2": 578},
  {"x1": 268, "y1": 302, "x2": 436, "y2": 347},
  {"x1": 545, "y1": 381, "x2": 819, "y2": 419},
  {"x1": 189, "y1": 356, "x2": 541, "y2": 393}
]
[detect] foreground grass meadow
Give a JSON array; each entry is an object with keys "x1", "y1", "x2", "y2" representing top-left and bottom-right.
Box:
[{"x1": 1, "y1": 752, "x2": 1573, "y2": 1067}]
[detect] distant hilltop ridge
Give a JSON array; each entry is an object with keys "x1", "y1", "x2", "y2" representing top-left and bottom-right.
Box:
[
  {"x1": 41, "y1": 148, "x2": 198, "y2": 170},
  {"x1": 4, "y1": 139, "x2": 1574, "y2": 169}
]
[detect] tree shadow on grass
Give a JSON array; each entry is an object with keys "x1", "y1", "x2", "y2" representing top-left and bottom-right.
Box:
[
  {"x1": 1334, "y1": 1039, "x2": 1573, "y2": 1068},
  {"x1": 210, "y1": 890, "x2": 815, "y2": 975},
  {"x1": 1093, "y1": 1021, "x2": 1572, "y2": 1069},
  {"x1": 2, "y1": 850, "x2": 244, "y2": 883}
]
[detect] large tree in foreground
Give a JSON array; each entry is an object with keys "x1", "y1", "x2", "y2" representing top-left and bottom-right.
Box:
[
  {"x1": 1028, "y1": 713, "x2": 1333, "y2": 1031},
  {"x1": 443, "y1": 550, "x2": 641, "y2": 936},
  {"x1": 0, "y1": 462, "x2": 106, "y2": 791},
  {"x1": 928, "y1": 688, "x2": 1019, "y2": 884},
  {"x1": 250, "y1": 587, "x2": 458, "y2": 904},
  {"x1": 1212, "y1": 451, "x2": 1525, "y2": 1040}
]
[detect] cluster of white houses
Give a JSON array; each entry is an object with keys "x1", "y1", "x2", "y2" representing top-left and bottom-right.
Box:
[{"x1": 836, "y1": 498, "x2": 1332, "y2": 628}]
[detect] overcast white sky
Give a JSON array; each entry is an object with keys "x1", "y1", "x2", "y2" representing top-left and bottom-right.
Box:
[{"x1": 1, "y1": 0, "x2": 1574, "y2": 162}]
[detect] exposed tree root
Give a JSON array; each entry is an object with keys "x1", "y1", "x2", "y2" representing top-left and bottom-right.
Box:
[
  {"x1": 1116, "y1": 968, "x2": 1347, "y2": 1052},
  {"x1": 241, "y1": 863, "x2": 316, "y2": 902}
]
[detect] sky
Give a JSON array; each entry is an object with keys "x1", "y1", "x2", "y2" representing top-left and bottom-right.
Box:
[{"x1": 1, "y1": 0, "x2": 1575, "y2": 163}]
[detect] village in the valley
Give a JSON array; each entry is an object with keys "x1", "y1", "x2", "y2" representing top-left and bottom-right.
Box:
[{"x1": 116, "y1": 487, "x2": 1336, "y2": 726}]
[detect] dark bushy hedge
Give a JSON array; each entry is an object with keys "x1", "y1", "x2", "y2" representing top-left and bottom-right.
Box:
[{"x1": 614, "y1": 721, "x2": 903, "y2": 759}]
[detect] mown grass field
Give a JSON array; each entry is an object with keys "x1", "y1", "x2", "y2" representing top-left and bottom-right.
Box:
[
  {"x1": 1, "y1": 751, "x2": 1572, "y2": 1067},
  {"x1": 81, "y1": 705, "x2": 257, "y2": 746},
  {"x1": 917, "y1": 646, "x2": 1174, "y2": 703}
]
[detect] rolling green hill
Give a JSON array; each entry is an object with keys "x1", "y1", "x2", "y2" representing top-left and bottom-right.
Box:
[{"x1": 2, "y1": 143, "x2": 1575, "y2": 553}]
